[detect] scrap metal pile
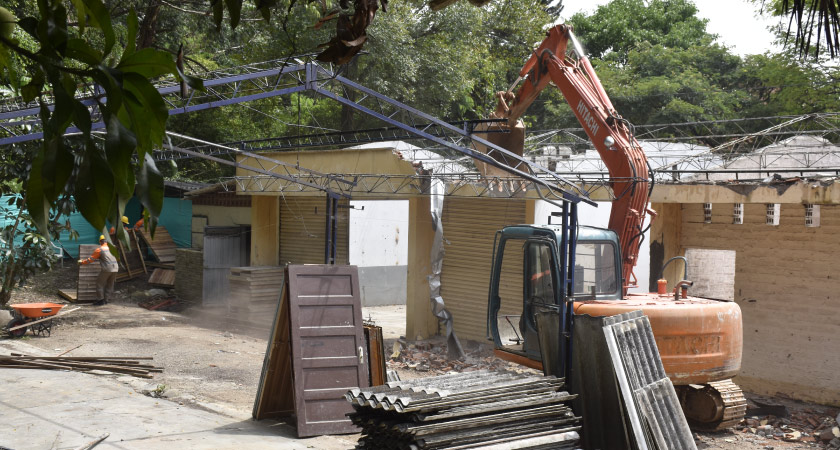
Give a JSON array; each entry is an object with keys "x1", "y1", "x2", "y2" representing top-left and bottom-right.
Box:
[{"x1": 345, "y1": 371, "x2": 581, "y2": 449}]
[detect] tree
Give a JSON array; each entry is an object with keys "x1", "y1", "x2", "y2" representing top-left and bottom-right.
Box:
[
  {"x1": 761, "y1": 0, "x2": 840, "y2": 59},
  {"x1": 1, "y1": 144, "x2": 76, "y2": 306}
]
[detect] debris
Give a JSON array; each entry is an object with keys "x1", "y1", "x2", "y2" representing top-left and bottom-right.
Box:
[
  {"x1": 821, "y1": 427, "x2": 840, "y2": 441},
  {"x1": 72, "y1": 433, "x2": 109, "y2": 450},
  {"x1": 390, "y1": 341, "x2": 400, "y2": 359},
  {"x1": 57, "y1": 344, "x2": 83, "y2": 357},
  {"x1": 783, "y1": 430, "x2": 801, "y2": 441},
  {"x1": 138, "y1": 296, "x2": 177, "y2": 311}
]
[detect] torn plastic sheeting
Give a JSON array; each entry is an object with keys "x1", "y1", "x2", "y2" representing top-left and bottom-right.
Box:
[{"x1": 428, "y1": 178, "x2": 464, "y2": 360}]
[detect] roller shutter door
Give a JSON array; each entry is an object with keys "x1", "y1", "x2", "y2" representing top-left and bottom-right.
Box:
[
  {"x1": 440, "y1": 198, "x2": 527, "y2": 341},
  {"x1": 280, "y1": 197, "x2": 349, "y2": 265}
]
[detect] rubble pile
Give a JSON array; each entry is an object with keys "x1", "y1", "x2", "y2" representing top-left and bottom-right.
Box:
[
  {"x1": 738, "y1": 408, "x2": 840, "y2": 447},
  {"x1": 346, "y1": 371, "x2": 581, "y2": 449},
  {"x1": 387, "y1": 339, "x2": 537, "y2": 375}
]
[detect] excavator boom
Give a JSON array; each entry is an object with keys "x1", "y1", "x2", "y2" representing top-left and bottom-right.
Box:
[{"x1": 495, "y1": 24, "x2": 652, "y2": 293}]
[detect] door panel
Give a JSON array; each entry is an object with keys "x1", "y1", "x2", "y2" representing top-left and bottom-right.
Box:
[{"x1": 287, "y1": 264, "x2": 368, "y2": 437}]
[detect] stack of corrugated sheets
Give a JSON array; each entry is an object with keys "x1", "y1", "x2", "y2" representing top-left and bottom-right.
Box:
[
  {"x1": 228, "y1": 266, "x2": 284, "y2": 328},
  {"x1": 346, "y1": 371, "x2": 581, "y2": 449}
]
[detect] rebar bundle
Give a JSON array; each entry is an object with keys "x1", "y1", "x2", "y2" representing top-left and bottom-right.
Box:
[{"x1": 346, "y1": 371, "x2": 581, "y2": 450}]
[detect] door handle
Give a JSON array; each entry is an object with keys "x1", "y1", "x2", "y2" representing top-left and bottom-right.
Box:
[{"x1": 358, "y1": 346, "x2": 365, "y2": 364}]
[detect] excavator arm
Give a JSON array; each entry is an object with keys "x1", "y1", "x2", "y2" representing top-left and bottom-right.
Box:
[{"x1": 495, "y1": 24, "x2": 654, "y2": 294}]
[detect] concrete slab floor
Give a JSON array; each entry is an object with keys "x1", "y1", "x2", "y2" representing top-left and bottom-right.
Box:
[{"x1": 0, "y1": 342, "x2": 358, "y2": 450}]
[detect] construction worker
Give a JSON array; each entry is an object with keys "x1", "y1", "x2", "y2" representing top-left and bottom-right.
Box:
[
  {"x1": 78, "y1": 235, "x2": 119, "y2": 306},
  {"x1": 109, "y1": 216, "x2": 130, "y2": 235}
]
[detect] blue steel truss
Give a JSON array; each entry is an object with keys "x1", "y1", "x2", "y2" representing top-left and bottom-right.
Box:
[{"x1": 0, "y1": 58, "x2": 592, "y2": 205}]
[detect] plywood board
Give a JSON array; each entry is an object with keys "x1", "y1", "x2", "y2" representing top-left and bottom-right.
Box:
[
  {"x1": 287, "y1": 264, "x2": 368, "y2": 437},
  {"x1": 77, "y1": 244, "x2": 102, "y2": 302},
  {"x1": 253, "y1": 277, "x2": 295, "y2": 420},
  {"x1": 137, "y1": 226, "x2": 177, "y2": 265},
  {"x1": 57, "y1": 289, "x2": 77, "y2": 302},
  {"x1": 148, "y1": 269, "x2": 175, "y2": 288}
]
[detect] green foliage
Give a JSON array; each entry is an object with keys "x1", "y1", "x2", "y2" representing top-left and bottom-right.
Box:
[
  {"x1": 357, "y1": 0, "x2": 552, "y2": 122},
  {"x1": 0, "y1": 1, "x2": 203, "y2": 250},
  {"x1": 568, "y1": 0, "x2": 711, "y2": 64},
  {"x1": 759, "y1": 0, "x2": 840, "y2": 59},
  {"x1": 738, "y1": 51, "x2": 840, "y2": 115}
]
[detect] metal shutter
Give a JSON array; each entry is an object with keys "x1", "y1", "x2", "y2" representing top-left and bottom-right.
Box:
[
  {"x1": 440, "y1": 199, "x2": 527, "y2": 341},
  {"x1": 280, "y1": 197, "x2": 349, "y2": 265}
]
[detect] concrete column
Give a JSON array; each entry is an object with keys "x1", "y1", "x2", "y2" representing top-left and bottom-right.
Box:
[
  {"x1": 649, "y1": 202, "x2": 683, "y2": 292},
  {"x1": 406, "y1": 197, "x2": 438, "y2": 340},
  {"x1": 525, "y1": 199, "x2": 537, "y2": 224},
  {"x1": 250, "y1": 195, "x2": 279, "y2": 266}
]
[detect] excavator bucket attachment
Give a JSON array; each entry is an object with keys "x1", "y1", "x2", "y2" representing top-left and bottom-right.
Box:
[{"x1": 472, "y1": 93, "x2": 526, "y2": 178}]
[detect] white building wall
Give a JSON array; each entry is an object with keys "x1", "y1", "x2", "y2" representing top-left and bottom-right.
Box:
[
  {"x1": 349, "y1": 200, "x2": 409, "y2": 306},
  {"x1": 349, "y1": 200, "x2": 409, "y2": 266}
]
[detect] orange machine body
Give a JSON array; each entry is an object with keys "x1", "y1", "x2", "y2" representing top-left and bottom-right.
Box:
[{"x1": 574, "y1": 293, "x2": 742, "y2": 385}]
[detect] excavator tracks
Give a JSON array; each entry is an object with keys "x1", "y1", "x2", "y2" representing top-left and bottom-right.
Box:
[{"x1": 679, "y1": 379, "x2": 747, "y2": 431}]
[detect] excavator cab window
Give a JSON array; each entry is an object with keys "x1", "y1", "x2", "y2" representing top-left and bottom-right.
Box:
[
  {"x1": 573, "y1": 241, "x2": 618, "y2": 296},
  {"x1": 525, "y1": 241, "x2": 558, "y2": 330}
]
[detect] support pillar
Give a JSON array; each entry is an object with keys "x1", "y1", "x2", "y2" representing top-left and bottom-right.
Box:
[
  {"x1": 649, "y1": 202, "x2": 683, "y2": 292},
  {"x1": 525, "y1": 199, "x2": 537, "y2": 224},
  {"x1": 406, "y1": 197, "x2": 438, "y2": 341},
  {"x1": 251, "y1": 195, "x2": 279, "y2": 266}
]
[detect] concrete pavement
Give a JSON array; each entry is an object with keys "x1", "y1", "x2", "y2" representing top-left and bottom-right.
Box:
[{"x1": 0, "y1": 338, "x2": 359, "y2": 450}]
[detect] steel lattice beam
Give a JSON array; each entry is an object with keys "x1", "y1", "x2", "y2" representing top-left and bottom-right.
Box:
[{"x1": 0, "y1": 59, "x2": 593, "y2": 205}]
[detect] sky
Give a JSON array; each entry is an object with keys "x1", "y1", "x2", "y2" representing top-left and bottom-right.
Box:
[{"x1": 556, "y1": 0, "x2": 785, "y2": 56}]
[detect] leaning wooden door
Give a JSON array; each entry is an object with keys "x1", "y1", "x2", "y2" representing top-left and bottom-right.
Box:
[{"x1": 287, "y1": 264, "x2": 368, "y2": 437}]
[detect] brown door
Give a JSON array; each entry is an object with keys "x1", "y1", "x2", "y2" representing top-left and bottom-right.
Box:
[{"x1": 287, "y1": 264, "x2": 368, "y2": 437}]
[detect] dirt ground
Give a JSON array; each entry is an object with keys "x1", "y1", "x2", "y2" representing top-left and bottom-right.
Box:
[{"x1": 3, "y1": 267, "x2": 839, "y2": 449}]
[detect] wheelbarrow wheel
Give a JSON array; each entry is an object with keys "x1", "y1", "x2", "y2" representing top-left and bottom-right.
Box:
[{"x1": 6, "y1": 317, "x2": 27, "y2": 338}]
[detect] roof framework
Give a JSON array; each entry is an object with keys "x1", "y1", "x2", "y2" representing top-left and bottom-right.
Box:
[
  {"x1": 3, "y1": 56, "x2": 839, "y2": 200},
  {"x1": 0, "y1": 57, "x2": 592, "y2": 204}
]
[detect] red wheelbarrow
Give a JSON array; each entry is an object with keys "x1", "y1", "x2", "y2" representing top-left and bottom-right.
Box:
[{"x1": 5, "y1": 303, "x2": 74, "y2": 338}]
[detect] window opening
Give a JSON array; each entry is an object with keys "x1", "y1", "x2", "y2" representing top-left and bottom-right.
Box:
[
  {"x1": 732, "y1": 203, "x2": 743, "y2": 225},
  {"x1": 805, "y1": 204, "x2": 820, "y2": 227},
  {"x1": 573, "y1": 242, "x2": 618, "y2": 296},
  {"x1": 703, "y1": 203, "x2": 712, "y2": 223},
  {"x1": 766, "y1": 204, "x2": 780, "y2": 226}
]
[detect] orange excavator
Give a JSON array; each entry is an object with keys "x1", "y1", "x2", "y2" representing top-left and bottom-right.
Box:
[{"x1": 482, "y1": 24, "x2": 746, "y2": 430}]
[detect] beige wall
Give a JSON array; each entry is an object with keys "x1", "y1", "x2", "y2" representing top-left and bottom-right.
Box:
[
  {"x1": 677, "y1": 202, "x2": 840, "y2": 405},
  {"x1": 191, "y1": 205, "x2": 251, "y2": 250},
  {"x1": 251, "y1": 196, "x2": 279, "y2": 266}
]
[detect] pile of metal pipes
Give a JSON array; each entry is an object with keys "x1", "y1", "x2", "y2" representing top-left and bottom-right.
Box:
[{"x1": 345, "y1": 371, "x2": 581, "y2": 449}]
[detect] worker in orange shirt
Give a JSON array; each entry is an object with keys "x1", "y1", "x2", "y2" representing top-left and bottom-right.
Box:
[
  {"x1": 133, "y1": 216, "x2": 144, "y2": 231},
  {"x1": 78, "y1": 235, "x2": 119, "y2": 306},
  {"x1": 109, "y1": 216, "x2": 131, "y2": 235}
]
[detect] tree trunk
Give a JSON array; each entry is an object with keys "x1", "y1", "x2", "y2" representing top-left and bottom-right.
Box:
[{"x1": 138, "y1": 1, "x2": 163, "y2": 50}]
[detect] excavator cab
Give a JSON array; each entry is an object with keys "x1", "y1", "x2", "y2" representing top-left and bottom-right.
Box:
[{"x1": 487, "y1": 222, "x2": 622, "y2": 373}]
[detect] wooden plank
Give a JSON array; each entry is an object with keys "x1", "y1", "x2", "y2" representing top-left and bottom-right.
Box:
[
  {"x1": 57, "y1": 289, "x2": 77, "y2": 302},
  {"x1": 77, "y1": 245, "x2": 101, "y2": 302},
  {"x1": 148, "y1": 269, "x2": 175, "y2": 287},
  {"x1": 364, "y1": 324, "x2": 386, "y2": 386},
  {"x1": 136, "y1": 226, "x2": 177, "y2": 264}
]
